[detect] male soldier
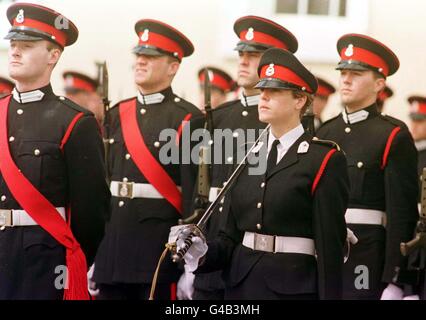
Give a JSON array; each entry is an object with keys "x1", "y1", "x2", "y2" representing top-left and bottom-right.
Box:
[
  {"x1": 197, "y1": 66, "x2": 236, "y2": 111},
  {"x1": 185, "y1": 15, "x2": 299, "y2": 301},
  {"x1": 404, "y1": 95, "x2": 426, "y2": 300},
  {"x1": 312, "y1": 77, "x2": 335, "y2": 130},
  {"x1": 317, "y1": 34, "x2": 418, "y2": 300},
  {"x1": 0, "y1": 77, "x2": 14, "y2": 98},
  {"x1": 63, "y1": 71, "x2": 103, "y2": 124},
  {"x1": 0, "y1": 3, "x2": 109, "y2": 299},
  {"x1": 377, "y1": 86, "x2": 393, "y2": 113},
  {"x1": 408, "y1": 96, "x2": 426, "y2": 182},
  {"x1": 93, "y1": 19, "x2": 202, "y2": 300}
]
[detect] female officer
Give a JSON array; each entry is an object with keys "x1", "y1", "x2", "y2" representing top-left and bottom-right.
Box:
[{"x1": 174, "y1": 48, "x2": 349, "y2": 300}]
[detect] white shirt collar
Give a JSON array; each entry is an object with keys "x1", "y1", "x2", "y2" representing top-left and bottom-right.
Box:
[
  {"x1": 137, "y1": 91, "x2": 165, "y2": 105},
  {"x1": 240, "y1": 93, "x2": 260, "y2": 107},
  {"x1": 415, "y1": 140, "x2": 426, "y2": 152},
  {"x1": 12, "y1": 88, "x2": 45, "y2": 104},
  {"x1": 267, "y1": 124, "x2": 305, "y2": 164},
  {"x1": 342, "y1": 108, "x2": 369, "y2": 124}
]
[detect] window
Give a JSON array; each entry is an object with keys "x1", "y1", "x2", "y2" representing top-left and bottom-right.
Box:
[{"x1": 276, "y1": 0, "x2": 347, "y2": 17}]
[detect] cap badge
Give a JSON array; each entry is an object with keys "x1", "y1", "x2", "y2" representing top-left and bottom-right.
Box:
[
  {"x1": 16, "y1": 9, "x2": 25, "y2": 24},
  {"x1": 65, "y1": 76, "x2": 74, "y2": 87},
  {"x1": 141, "y1": 29, "x2": 149, "y2": 42},
  {"x1": 411, "y1": 101, "x2": 419, "y2": 113},
  {"x1": 265, "y1": 64, "x2": 275, "y2": 77},
  {"x1": 245, "y1": 27, "x2": 254, "y2": 41},
  {"x1": 345, "y1": 44, "x2": 354, "y2": 57}
]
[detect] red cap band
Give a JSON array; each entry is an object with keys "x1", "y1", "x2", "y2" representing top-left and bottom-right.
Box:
[
  {"x1": 0, "y1": 83, "x2": 13, "y2": 94},
  {"x1": 240, "y1": 30, "x2": 287, "y2": 49},
  {"x1": 13, "y1": 18, "x2": 67, "y2": 47},
  {"x1": 199, "y1": 73, "x2": 233, "y2": 92},
  {"x1": 66, "y1": 77, "x2": 96, "y2": 92},
  {"x1": 340, "y1": 46, "x2": 389, "y2": 76},
  {"x1": 316, "y1": 85, "x2": 334, "y2": 98},
  {"x1": 138, "y1": 31, "x2": 183, "y2": 59},
  {"x1": 410, "y1": 101, "x2": 426, "y2": 115},
  {"x1": 260, "y1": 64, "x2": 312, "y2": 93}
]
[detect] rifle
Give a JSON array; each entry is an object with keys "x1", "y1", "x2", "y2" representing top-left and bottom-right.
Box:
[
  {"x1": 178, "y1": 69, "x2": 214, "y2": 225},
  {"x1": 301, "y1": 101, "x2": 316, "y2": 136},
  {"x1": 400, "y1": 167, "x2": 426, "y2": 256},
  {"x1": 96, "y1": 61, "x2": 111, "y2": 182}
]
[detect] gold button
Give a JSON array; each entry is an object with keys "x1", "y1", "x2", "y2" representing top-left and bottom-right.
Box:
[
  {"x1": 227, "y1": 157, "x2": 233, "y2": 163},
  {"x1": 357, "y1": 162, "x2": 364, "y2": 168},
  {"x1": 256, "y1": 224, "x2": 262, "y2": 230},
  {"x1": 154, "y1": 141, "x2": 160, "y2": 148},
  {"x1": 174, "y1": 97, "x2": 181, "y2": 103},
  {"x1": 125, "y1": 154, "x2": 131, "y2": 160},
  {"x1": 109, "y1": 138, "x2": 115, "y2": 144},
  {"x1": 219, "y1": 207, "x2": 223, "y2": 213},
  {"x1": 220, "y1": 198, "x2": 225, "y2": 204},
  {"x1": 345, "y1": 127, "x2": 351, "y2": 133},
  {"x1": 123, "y1": 177, "x2": 128, "y2": 182},
  {"x1": 34, "y1": 149, "x2": 40, "y2": 156},
  {"x1": 140, "y1": 108, "x2": 146, "y2": 115},
  {"x1": 257, "y1": 202, "x2": 262, "y2": 209},
  {"x1": 9, "y1": 136, "x2": 15, "y2": 142},
  {"x1": 59, "y1": 96, "x2": 65, "y2": 101},
  {"x1": 260, "y1": 182, "x2": 265, "y2": 188},
  {"x1": 17, "y1": 109, "x2": 23, "y2": 115},
  {"x1": 208, "y1": 140, "x2": 214, "y2": 146},
  {"x1": 233, "y1": 132, "x2": 239, "y2": 138},
  {"x1": 242, "y1": 111, "x2": 248, "y2": 117},
  {"x1": 1, "y1": 196, "x2": 6, "y2": 202},
  {"x1": 118, "y1": 201, "x2": 125, "y2": 207}
]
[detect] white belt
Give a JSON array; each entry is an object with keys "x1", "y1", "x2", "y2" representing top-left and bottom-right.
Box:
[
  {"x1": 0, "y1": 207, "x2": 66, "y2": 228},
  {"x1": 345, "y1": 208, "x2": 387, "y2": 227},
  {"x1": 110, "y1": 181, "x2": 181, "y2": 199},
  {"x1": 208, "y1": 187, "x2": 222, "y2": 202},
  {"x1": 243, "y1": 231, "x2": 315, "y2": 256}
]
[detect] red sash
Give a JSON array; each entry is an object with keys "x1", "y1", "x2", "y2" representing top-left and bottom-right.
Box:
[
  {"x1": 0, "y1": 96, "x2": 89, "y2": 300},
  {"x1": 119, "y1": 99, "x2": 183, "y2": 214}
]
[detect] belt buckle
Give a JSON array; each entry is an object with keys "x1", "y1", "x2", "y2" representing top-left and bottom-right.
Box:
[
  {"x1": 0, "y1": 210, "x2": 12, "y2": 230},
  {"x1": 253, "y1": 233, "x2": 274, "y2": 252},
  {"x1": 117, "y1": 182, "x2": 134, "y2": 199}
]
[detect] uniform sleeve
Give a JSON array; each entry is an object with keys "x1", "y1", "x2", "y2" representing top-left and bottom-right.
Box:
[
  {"x1": 64, "y1": 114, "x2": 111, "y2": 266},
  {"x1": 383, "y1": 128, "x2": 419, "y2": 283},
  {"x1": 312, "y1": 150, "x2": 349, "y2": 300},
  {"x1": 196, "y1": 193, "x2": 242, "y2": 274}
]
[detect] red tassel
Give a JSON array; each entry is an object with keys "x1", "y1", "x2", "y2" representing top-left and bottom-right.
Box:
[{"x1": 63, "y1": 246, "x2": 90, "y2": 300}]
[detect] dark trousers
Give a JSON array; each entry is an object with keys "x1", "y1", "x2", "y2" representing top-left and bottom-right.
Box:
[{"x1": 97, "y1": 282, "x2": 176, "y2": 300}]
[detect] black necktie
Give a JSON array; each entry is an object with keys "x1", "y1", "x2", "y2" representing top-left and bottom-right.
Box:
[{"x1": 267, "y1": 140, "x2": 280, "y2": 174}]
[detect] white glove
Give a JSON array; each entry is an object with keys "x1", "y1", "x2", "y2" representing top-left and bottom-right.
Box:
[
  {"x1": 346, "y1": 228, "x2": 358, "y2": 245},
  {"x1": 380, "y1": 283, "x2": 404, "y2": 300},
  {"x1": 176, "y1": 225, "x2": 208, "y2": 273},
  {"x1": 177, "y1": 265, "x2": 195, "y2": 300},
  {"x1": 87, "y1": 264, "x2": 99, "y2": 297},
  {"x1": 403, "y1": 295, "x2": 420, "y2": 300}
]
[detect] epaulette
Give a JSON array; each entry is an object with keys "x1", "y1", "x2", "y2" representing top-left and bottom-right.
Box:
[
  {"x1": 172, "y1": 95, "x2": 201, "y2": 115},
  {"x1": 57, "y1": 96, "x2": 91, "y2": 115},
  {"x1": 319, "y1": 113, "x2": 341, "y2": 127},
  {"x1": 108, "y1": 96, "x2": 136, "y2": 110},
  {"x1": 311, "y1": 137, "x2": 341, "y2": 152},
  {"x1": 213, "y1": 99, "x2": 239, "y2": 112},
  {"x1": 379, "y1": 113, "x2": 406, "y2": 128}
]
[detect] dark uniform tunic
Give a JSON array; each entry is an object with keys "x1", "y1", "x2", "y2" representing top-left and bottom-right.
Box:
[
  {"x1": 197, "y1": 128, "x2": 349, "y2": 300},
  {"x1": 317, "y1": 103, "x2": 419, "y2": 299},
  {"x1": 193, "y1": 95, "x2": 267, "y2": 300},
  {"x1": 93, "y1": 87, "x2": 202, "y2": 299},
  {"x1": 0, "y1": 85, "x2": 109, "y2": 299}
]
